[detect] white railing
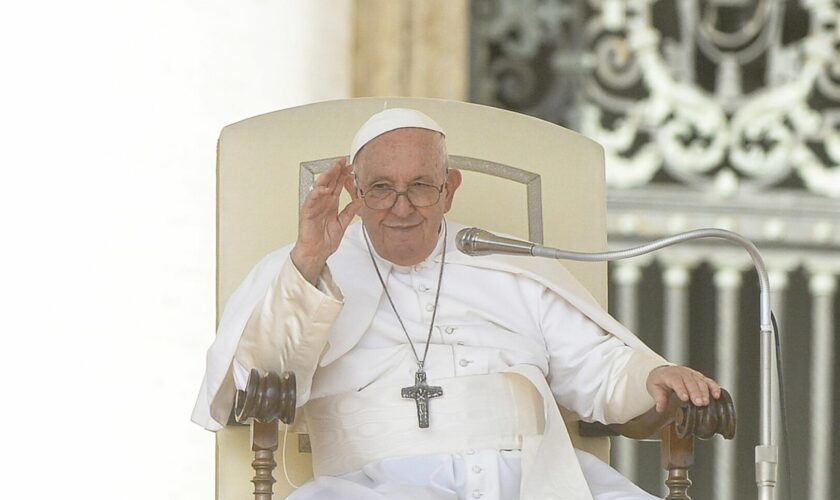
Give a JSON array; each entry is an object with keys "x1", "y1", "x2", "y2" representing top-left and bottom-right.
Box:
[{"x1": 606, "y1": 236, "x2": 839, "y2": 500}]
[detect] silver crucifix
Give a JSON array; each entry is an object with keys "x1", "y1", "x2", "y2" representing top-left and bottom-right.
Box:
[{"x1": 401, "y1": 370, "x2": 443, "y2": 428}]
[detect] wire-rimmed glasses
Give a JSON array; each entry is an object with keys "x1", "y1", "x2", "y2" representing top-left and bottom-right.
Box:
[{"x1": 357, "y1": 181, "x2": 446, "y2": 210}]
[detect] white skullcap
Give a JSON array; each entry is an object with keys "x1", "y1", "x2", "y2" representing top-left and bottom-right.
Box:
[{"x1": 349, "y1": 108, "x2": 446, "y2": 163}]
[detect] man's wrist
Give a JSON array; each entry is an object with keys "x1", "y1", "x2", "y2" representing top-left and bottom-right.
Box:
[{"x1": 290, "y1": 246, "x2": 327, "y2": 285}]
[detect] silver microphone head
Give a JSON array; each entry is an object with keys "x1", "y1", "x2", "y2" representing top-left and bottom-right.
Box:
[
  {"x1": 456, "y1": 227, "x2": 535, "y2": 256},
  {"x1": 456, "y1": 227, "x2": 492, "y2": 256}
]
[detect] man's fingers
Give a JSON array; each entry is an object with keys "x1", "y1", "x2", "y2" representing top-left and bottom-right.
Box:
[
  {"x1": 651, "y1": 386, "x2": 669, "y2": 413},
  {"x1": 337, "y1": 199, "x2": 363, "y2": 228},
  {"x1": 302, "y1": 163, "x2": 353, "y2": 218},
  {"x1": 672, "y1": 379, "x2": 690, "y2": 402},
  {"x1": 301, "y1": 184, "x2": 338, "y2": 216},
  {"x1": 705, "y1": 376, "x2": 722, "y2": 399},
  {"x1": 666, "y1": 371, "x2": 708, "y2": 406},
  {"x1": 311, "y1": 158, "x2": 347, "y2": 193},
  {"x1": 648, "y1": 366, "x2": 724, "y2": 413},
  {"x1": 669, "y1": 369, "x2": 717, "y2": 406},
  {"x1": 684, "y1": 373, "x2": 710, "y2": 406},
  {"x1": 650, "y1": 368, "x2": 687, "y2": 402},
  {"x1": 331, "y1": 164, "x2": 353, "y2": 197},
  {"x1": 344, "y1": 171, "x2": 359, "y2": 201}
]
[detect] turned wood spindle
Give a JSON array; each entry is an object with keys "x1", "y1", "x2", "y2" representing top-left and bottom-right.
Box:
[
  {"x1": 234, "y1": 369, "x2": 297, "y2": 500},
  {"x1": 662, "y1": 424, "x2": 694, "y2": 500},
  {"x1": 251, "y1": 420, "x2": 278, "y2": 500},
  {"x1": 663, "y1": 388, "x2": 736, "y2": 499},
  {"x1": 580, "y1": 387, "x2": 736, "y2": 499}
]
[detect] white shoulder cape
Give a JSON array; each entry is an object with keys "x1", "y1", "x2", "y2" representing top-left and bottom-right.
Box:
[{"x1": 191, "y1": 221, "x2": 663, "y2": 431}]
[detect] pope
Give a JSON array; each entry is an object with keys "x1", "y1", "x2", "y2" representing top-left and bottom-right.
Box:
[{"x1": 193, "y1": 108, "x2": 721, "y2": 500}]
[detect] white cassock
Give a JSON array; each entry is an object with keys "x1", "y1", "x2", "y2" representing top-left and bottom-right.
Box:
[{"x1": 192, "y1": 220, "x2": 667, "y2": 500}]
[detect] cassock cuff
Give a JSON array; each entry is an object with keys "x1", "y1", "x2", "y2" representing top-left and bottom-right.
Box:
[
  {"x1": 235, "y1": 257, "x2": 343, "y2": 377},
  {"x1": 605, "y1": 350, "x2": 671, "y2": 423},
  {"x1": 288, "y1": 256, "x2": 343, "y2": 301}
]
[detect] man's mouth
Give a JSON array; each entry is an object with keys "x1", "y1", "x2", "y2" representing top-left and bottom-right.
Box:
[{"x1": 384, "y1": 222, "x2": 422, "y2": 230}]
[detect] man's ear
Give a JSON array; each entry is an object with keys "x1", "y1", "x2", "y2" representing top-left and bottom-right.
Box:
[{"x1": 443, "y1": 169, "x2": 462, "y2": 212}]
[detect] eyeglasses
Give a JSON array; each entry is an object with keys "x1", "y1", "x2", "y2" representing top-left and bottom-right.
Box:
[{"x1": 357, "y1": 180, "x2": 446, "y2": 210}]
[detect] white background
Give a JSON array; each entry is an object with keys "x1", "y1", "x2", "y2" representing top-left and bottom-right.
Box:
[{"x1": 0, "y1": 1, "x2": 351, "y2": 497}]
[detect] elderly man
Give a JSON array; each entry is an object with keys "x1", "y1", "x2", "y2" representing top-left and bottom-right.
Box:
[{"x1": 193, "y1": 108, "x2": 721, "y2": 500}]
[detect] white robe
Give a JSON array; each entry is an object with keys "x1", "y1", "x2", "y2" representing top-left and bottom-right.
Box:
[{"x1": 192, "y1": 221, "x2": 666, "y2": 499}]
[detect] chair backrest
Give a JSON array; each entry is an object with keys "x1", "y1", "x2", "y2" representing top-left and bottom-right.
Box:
[{"x1": 215, "y1": 97, "x2": 609, "y2": 499}]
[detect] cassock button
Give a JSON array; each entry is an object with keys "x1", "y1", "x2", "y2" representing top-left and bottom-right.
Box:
[
  {"x1": 472, "y1": 490, "x2": 482, "y2": 498},
  {"x1": 472, "y1": 466, "x2": 483, "y2": 473},
  {"x1": 459, "y1": 359, "x2": 472, "y2": 367},
  {"x1": 419, "y1": 284, "x2": 430, "y2": 292},
  {"x1": 425, "y1": 303, "x2": 434, "y2": 312},
  {"x1": 444, "y1": 326, "x2": 455, "y2": 334}
]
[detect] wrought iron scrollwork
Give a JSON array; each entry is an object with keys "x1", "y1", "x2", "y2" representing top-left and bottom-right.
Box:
[{"x1": 471, "y1": 0, "x2": 840, "y2": 197}]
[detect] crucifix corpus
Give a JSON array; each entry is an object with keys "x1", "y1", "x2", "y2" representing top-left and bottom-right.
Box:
[{"x1": 401, "y1": 371, "x2": 443, "y2": 428}]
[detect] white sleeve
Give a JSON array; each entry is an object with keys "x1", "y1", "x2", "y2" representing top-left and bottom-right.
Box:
[
  {"x1": 234, "y1": 257, "x2": 344, "y2": 407},
  {"x1": 539, "y1": 287, "x2": 664, "y2": 424}
]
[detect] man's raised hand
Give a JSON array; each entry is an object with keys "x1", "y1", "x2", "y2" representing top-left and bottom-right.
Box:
[
  {"x1": 290, "y1": 158, "x2": 362, "y2": 284},
  {"x1": 646, "y1": 365, "x2": 722, "y2": 413}
]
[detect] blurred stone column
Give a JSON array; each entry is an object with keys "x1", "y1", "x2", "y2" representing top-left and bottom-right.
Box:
[
  {"x1": 711, "y1": 263, "x2": 744, "y2": 500},
  {"x1": 807, "y1": 268, "x2": 836, "y2": 500},
  {"x1": 611, "y1": 260, "x2": 644, "y2": 482},
  {"x1": 352, "y1": 0, "x2": 468, "y2": 99},
  {"x1": 660, "y1": 253, "x2": 699, "y2": 365},
  {"x1": 766, "y1": 260, "x2": 795, "y2": 500}
]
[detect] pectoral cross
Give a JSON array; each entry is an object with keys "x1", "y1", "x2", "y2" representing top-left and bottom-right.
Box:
[{"x1": 401, "y1": 370, "x2": 443, "y2": 428}]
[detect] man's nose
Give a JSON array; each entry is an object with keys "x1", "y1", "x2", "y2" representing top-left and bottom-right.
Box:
[{"x1": 390, "y1": 192, "x2": 416, "y2": 216}]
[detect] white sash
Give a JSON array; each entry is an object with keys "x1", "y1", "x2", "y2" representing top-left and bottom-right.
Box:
[{"x1": 304, "y1": 365, "x2": 594, "y2": 500}]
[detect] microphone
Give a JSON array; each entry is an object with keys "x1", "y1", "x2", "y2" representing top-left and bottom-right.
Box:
[
  {"x1": 456, "y1": 227, "x2": 535, "y2": 256},
  {"x1": 455, "y1": 225, "x2": 778, "y2": 499},
  {"x1": 456, "y1": 227, "x2": 622, "y2": 260}
]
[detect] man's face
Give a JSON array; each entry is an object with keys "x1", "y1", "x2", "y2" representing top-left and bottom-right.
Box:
[{"x1": 352, "y1": 127, "x2": 461, "y2": 266}]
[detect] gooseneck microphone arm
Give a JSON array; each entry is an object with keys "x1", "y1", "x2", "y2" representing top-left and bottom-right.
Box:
[{"x1": 456, "y1": 226, "x2": 777, "y2": 500}]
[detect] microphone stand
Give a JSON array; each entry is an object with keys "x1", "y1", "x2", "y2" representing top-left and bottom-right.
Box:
[{"x1": 457, "y1": 227, "x2": 778, "y2": 500}]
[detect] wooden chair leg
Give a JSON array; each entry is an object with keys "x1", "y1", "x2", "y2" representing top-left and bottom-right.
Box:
[
  {"x1": 235, "y1": 369, "x2": 297, "y2": 500},
  {"x1": 661, "y1": 424, "x2": 694, "y2": 500},
  {"x1": 251, "y1": 419, "x2": 279, "y2": 500}
]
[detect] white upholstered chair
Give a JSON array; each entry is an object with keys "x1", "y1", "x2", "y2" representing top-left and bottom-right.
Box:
[{"x1": 212, "y1": 97, "x2": 732, "y2": 499}]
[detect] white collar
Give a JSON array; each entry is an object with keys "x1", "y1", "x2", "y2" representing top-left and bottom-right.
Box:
[{"x1": 363, "y1": 220, "x2": 448, "y2": 275}]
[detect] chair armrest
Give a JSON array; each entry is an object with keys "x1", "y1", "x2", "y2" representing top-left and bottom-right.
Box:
[
  {"x1": 234, "y1": 368, "x2": 297, "y2": 425},
  {"x1": 578, "y1": 388, "x2": 736, "y2": 441},
  {"x1": 231, "y1": 369, "x2": 298, "y2": 500},
  {"x1": 579, "y1": 389, "x2": 735, "y2": 499}
]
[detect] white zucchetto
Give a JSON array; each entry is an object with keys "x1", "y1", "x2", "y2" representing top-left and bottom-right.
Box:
[{"x1": 350, "y1": 108, "x2": 446, "y2": 163}]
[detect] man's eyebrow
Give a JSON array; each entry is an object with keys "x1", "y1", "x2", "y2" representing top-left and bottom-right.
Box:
[
  {"x1": 411, "y1": 175, "x2": 439, "y2": 184},
  {"x1": 363, "y1": 174, "x2": 440, "y2": 185},
  {"x1": 363, "y1": 176, "x2": 392, "y2": 185}
]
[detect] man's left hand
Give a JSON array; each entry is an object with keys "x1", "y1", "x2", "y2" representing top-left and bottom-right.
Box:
[{"x1": 646, "y1": 365, "x2": 722, "y2": 413}]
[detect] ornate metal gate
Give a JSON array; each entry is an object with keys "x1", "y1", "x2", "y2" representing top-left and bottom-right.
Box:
[{"x1": 471, "y1": 1, "x2": 840, "y2": 499}]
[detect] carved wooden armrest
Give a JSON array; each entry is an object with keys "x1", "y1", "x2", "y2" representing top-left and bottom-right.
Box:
[
  {"x1": 579, "y1": 388, "x2": 736, "y2": 500},
  {"x1": 235, "y1": 368, "x2": 297, "y2": 425},
  {"x1": 233, "y1": 370, "x2": 735, "y2": 500},
  {"x1": 233, "y1": 369, "x2": 297, "y2": 500}
]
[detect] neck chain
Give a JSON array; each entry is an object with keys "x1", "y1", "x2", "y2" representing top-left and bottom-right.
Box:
[{"x1": 362, "y1": 221, "x2": 447, "y2": 428}]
